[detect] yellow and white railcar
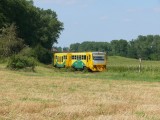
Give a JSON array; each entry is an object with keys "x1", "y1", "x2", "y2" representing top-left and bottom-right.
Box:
[{"x1": 53, "y1": 52, "x2": 107, "y2": 71}]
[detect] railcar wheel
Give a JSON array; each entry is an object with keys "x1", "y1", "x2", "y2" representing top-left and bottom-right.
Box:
[
  {"x1": 97, "y1": 66, "x2": 103, "y2": 72},
  {"x1": 83, "y1": 66, "x2": 89, "y2": 72}
]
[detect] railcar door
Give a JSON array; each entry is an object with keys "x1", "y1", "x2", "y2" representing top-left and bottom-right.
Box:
[
  {"x1": 67, "y1": 53, "x2": 72, "y2": 67},
  {"x1": 58, "y1": 56, "x2": 63, "y2": 64},
  {"x1": 86, "y1": 53, "x2": 89, "y2": 67},
  {"x1": 86, "y1": 53, "x2": 94, "y2": 70}
]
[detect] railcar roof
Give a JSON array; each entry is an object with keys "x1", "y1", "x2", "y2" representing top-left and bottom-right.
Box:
[
  {"x1": 54, "y1": 52, "x2": 106, "y2": 55},
  {"x1": 92, "y1": 52, "x2": 106, "y2": 54}
]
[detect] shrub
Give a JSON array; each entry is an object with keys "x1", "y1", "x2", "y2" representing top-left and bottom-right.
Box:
[
  {"x1": 34, "y1": 44, "x2": 52, "y2": 64},
  {"x1": 0, "y1": 24, "x2": 24, "y2": 57},
  {"x1": 19, "y1": 46, "x2": 37, "y2": 58},
  {"x1": 7, "y1": 55, "x2": 37, "y2": 71}
]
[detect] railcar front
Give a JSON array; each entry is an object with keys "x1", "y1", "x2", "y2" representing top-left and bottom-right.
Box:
[
  {"x1": 54, "y1": 53, "x2": 68, "y2": 68},
  {"x1": 91, "y1": 52, "x2": 107, "y2": 71}
]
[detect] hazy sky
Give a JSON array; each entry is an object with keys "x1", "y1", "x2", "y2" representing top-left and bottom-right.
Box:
[{"x1": 34, "y1": 0, "x2": 160, "y2": 47}]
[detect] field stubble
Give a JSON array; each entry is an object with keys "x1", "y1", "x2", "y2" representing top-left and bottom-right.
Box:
[{"x1": 0, "y1": 65, "x2": 160, "y2": 120}]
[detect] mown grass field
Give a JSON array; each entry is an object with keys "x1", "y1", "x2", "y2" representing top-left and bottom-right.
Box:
[{"x1": 0, "y1": 56, "x2": 160, "y2": 120}]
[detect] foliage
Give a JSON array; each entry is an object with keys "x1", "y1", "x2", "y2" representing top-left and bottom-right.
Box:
[
  {"x1": 53, "y1": 46, "x2": 62, "y2": 52},
  {"x1": 70, "y1": 41, "x2": 111, "y2": 53},
  {"x1": 19, "y1": 46, "x2": 37, "y2": 58},
  {"x1": 70, "y1": 43, "x2": 81, "y2": 52},
  {"x1": 7, "y1": 54, "x2": 36, "y2": 71},
  {"x1": 34, "y1": 44, "x2": 52, "y2": 64},
  {"x1": 0, "y1": 0, "x2": 63, "y2": 64},
  {"x1": 110, "y1": 39, "x2": 128, "y2": 56},
  {"x1": 69, "y1": 35, "x2": 160, "y2": 60},
  {"x1": 63, "y1": 47, "x2": 70, "y2": 52},
  {"x1": 133, "y1": 35, "x2": 160, "y2": 60},
  {"x1": 0, "y1": 24, "x2": 24, "y2": 57}
]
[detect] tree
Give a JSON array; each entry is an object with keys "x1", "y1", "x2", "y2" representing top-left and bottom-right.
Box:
[
  {"x1": 110, "y1": 40, "x2": 120, "y2": 55},
  {"x1": 26, "y1": 0, "x2": 33, "y2": 5},
  {"x1": 127, "y1": 40, "x2": 137, "y2": 58},
  {"x1": 0, "y1": 24, "x2": 24, "y2": 57},
  {"x1": 0, "y1": 0, "x2": 63, "y2": 63},
  {"x1": 63, "y1": 47, "x2": 69, "y2": 52},
  {"x1": 118, "y1": 39, "x2": 128, "y2": 56},
  {"x1": 70, "y1": 41, "x2": 111, "y2": 54},
  {"x1": 34, "y1": 44, "x2": 52, "y2": 64},
  {"x1": 70, "y1": 43, "x2": 80, "y2": 52},
  {"x1": 149, "y1": 35, "x2": 160, "y2": 60},
  {"x1": 133, "y1": 35, "x2": 152, "y2": 60},
  {"x1": 36, "y1": 9, "x2": 63, "y2": 49}
]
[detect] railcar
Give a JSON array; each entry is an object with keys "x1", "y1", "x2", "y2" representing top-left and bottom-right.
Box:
[{"x1": 53, "y1": 52, "x2": 107, "y2": 71}]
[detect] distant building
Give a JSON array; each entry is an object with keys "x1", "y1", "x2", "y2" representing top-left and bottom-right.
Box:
[{"x1": 51, "y1": 47, "x2": 58, "y2": 52}]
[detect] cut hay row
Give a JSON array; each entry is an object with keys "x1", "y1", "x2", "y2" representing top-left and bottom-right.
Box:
[{"x1": 0, "y1": 67, "x2": 160, "y2": 120}]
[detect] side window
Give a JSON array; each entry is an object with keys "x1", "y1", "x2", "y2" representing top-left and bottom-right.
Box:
[
  {"x1": 62, "y1": 56, "x2": 63, "y2": 62},
  {"x1": 64, "y1": 55, "x2": 67, "y2": 59},
  {"x1": 72, "y1": 55, "x2": 77, "y2": 60},
  {"x1": 78, "y1": 55, "x2": 81, "y2": 60},
  {"x1": 84, "y1": 55, "x2": 86, "y2": 60},
  {"x1": 58, "y1": 56, "x2": 60, "y2": 62},
  {"x1": 89, "y1": 55, "x2": 91, "y2": 60}
]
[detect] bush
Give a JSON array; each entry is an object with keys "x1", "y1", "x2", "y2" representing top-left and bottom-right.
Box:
[
  {"x1": 19, "y1": 46, "x2": 37, "y2": 58},
  {"x1": 0, "y1": 24, "x2": 24, "y2": 57},
  {"x1": 7, "y1": 55, "x2": 37, "y2": 71},
  {"x1": 0, "y1": 57, "x2": 8, "y2": 64},
  {"x1": 34, "y1": 44, "x2": 52, "y2": 64}
]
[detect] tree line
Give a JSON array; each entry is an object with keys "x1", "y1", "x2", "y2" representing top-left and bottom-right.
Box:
[
  {"x1": 69, "y1": 35, "x2": 160, "y2": 60},
  {"x1": 0, "y1": 0, "x2": 63, "y2": 64}
]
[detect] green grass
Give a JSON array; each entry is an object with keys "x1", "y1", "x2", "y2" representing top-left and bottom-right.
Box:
[
  {"x1": 108, "y1": 56, "x2": 160, "y2": 66},
  {"x1": 1, "y1": 56, "x2": 160, "y2": 82},
  {"x1": 108, "y1": 56, "x2": 160, "y2": 73},
  {"x1": 13, "y1": 66, "x2": 160, "y2": 82}
]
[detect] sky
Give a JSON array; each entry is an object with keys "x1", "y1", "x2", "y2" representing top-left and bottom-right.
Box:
[{"x1": 33, "y1": 0, "x2": 160, "y2": 47}]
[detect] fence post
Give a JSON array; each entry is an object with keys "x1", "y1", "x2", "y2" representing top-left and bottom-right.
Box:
[{"x1": 139, "y1": 58, "x2": 142, "y2": 73}]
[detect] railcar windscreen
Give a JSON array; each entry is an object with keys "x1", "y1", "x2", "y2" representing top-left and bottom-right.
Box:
[{"x1": 93, "y1": 56, "x2": 104, "y2": 61}]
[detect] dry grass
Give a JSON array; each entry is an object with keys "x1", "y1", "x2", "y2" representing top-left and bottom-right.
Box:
[{"x1": 0, "y1": 66, "x2": 160, "y2": 120}]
